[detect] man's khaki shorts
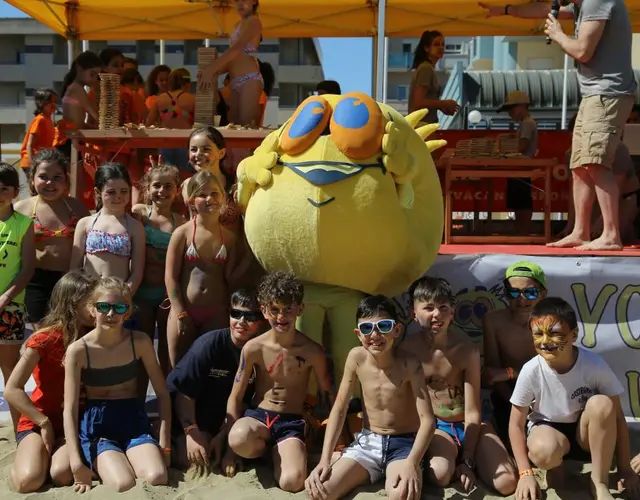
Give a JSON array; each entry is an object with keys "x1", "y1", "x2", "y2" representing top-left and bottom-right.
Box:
[{"x1": 570, "y1": 94, "x2": 634, "y2": 170}]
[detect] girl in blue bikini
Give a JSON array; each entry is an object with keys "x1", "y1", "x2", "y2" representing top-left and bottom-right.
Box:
[
  {"x1": 71, "y1": 163, "x2": 146, "y2": 295},
  {"x1": 132, "y1": 164, "x2": 185, "y2": 381}
]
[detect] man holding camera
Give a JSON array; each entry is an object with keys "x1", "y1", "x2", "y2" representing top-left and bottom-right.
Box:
[{"x1": 480, "y1": 0, "x2": 637, "y2": 251}]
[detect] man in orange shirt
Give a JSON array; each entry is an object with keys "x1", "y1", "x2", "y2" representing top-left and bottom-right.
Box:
[{"x1": 20, "y1": 88, "x2": 57, "y2": 170}]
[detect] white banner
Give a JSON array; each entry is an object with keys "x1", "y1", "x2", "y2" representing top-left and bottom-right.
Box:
[{"x1": 392, "y1": 253, "x2": 640, "y2": 422}]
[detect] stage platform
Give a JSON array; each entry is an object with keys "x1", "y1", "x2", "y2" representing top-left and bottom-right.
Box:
[{"x1": 439, "y1": 244, "x2": 640, "y2": 257}]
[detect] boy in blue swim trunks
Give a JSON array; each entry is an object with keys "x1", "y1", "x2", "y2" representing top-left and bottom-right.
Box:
[
  {"x1": 306, "y1": 295, "x2": 434, "y2": 500},
  {"x1": 226, "y1": 271, "x2": 334, "y2": 493},
  {"x1": 400, "y1": 276, "x2": 517, "y2": 496}
]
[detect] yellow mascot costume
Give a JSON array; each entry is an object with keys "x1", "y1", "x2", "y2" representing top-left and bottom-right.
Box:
[{"x1": 237, "y1": 92, "x2": 444, "y2": 387}]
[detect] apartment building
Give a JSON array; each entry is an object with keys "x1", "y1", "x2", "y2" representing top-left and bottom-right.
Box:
[{"x1": 0, "y1": 18, "x2": 324, "y2": 144}]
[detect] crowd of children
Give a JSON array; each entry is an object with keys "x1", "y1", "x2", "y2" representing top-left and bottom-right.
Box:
[{"x1": 3, "y1": 137, "x2": 640, "y2": 499}]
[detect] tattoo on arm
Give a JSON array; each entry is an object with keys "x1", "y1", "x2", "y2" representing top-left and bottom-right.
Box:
[
  {"x1": 235, "y1": 352, "x2": 246, "y2": 383},
  {"x1": 169, "y1": 290, "x2": 178, "y2": 300}
]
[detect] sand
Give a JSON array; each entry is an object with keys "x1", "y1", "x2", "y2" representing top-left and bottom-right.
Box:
[{"x1": 0, "y1": 425, "x2": 630, "y2": 500}]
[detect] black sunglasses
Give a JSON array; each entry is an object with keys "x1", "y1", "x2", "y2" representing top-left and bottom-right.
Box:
[{"x1": 230, "y1": 308, "x2": 264, "y2": 322}]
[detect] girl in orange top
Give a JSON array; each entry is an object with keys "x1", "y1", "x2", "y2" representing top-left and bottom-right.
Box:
[
  {"x1": 145, "y1": 64, "x2": 171, "y2": 117},
  {"x1": 20, "y1": 89, "x2": 57, "y2": 173},
  {"x1": 121, "y1": 68, "x2": 148, "y2": 125}
]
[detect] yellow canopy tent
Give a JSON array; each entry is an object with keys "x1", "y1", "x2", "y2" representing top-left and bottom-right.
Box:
[{"x1": 5, "y1": 0, "x2": 584, "y2": 39}]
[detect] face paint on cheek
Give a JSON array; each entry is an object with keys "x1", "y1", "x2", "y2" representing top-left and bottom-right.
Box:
[{"x1": 531, "y1": 316, "x2": 571, "y2": 352}]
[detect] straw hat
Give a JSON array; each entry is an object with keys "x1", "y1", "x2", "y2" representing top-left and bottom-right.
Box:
[{"x1": 498, "y1": 90, "x2": 531, "y2": 112}]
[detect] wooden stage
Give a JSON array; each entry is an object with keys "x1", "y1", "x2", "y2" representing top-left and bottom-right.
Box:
[{"x1": 439, "y1": 244, "x2": 640, "y2": 257}]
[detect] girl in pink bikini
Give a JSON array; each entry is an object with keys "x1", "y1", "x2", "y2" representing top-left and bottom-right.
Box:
[
  {"x1": 198, "y1": 0, "x2": 264, "y2": 126},
  {"x1": 55, "y1": 51, "x2": 102, "y2": 158},
  {"x1": 165, "y1": 171, "x2": 243, "y2": 368}
]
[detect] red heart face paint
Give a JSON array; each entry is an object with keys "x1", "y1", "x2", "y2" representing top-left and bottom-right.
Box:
[{"x1": 530, "y1": 315, "x2": 573, "y2": 360}]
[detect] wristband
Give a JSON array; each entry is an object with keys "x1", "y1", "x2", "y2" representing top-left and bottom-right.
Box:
[
  {"x1": 38, "y1": 416, "x2": 50, "y2": 428},
  {"x1": 506, "y1": 367, "x2": 515, "y2": 380},
  {"x1": 519, "y1": 468, "x2": 535, "y2": 478},
  {"x1": 184, "y1": 424, "x2": 198, "y2": 435},
  {"x1": 177, "y1": 311, "x2": 189, "y2": 320},
  {"x1": 161, "y1": 447, "x2": 171, "y2": 454},
  {"x1": 505, "y1": 4, "x2": 512, "y2": 15}
]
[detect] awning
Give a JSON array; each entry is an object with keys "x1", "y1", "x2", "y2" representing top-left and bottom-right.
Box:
[{"x1": 3, "y1": 0, "x2": 591, "y2": 40}]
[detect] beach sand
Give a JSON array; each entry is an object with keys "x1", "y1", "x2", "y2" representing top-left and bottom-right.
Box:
[{"x1": 0, "y1": 424, "x2": 629, "y2": 500}]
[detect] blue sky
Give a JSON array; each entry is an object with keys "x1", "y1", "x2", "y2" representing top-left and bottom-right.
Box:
[{"x1": 0, "y1": 1, "x2": 372, "y2": 94}]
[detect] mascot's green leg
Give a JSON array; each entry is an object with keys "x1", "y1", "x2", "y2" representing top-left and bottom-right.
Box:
[{"x1": 296, "y1": 283, "x2": 365, "y2": 396}]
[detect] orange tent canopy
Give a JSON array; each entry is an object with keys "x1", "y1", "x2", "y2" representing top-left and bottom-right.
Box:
[{"x1": 4, "y1": 0, "x2": 600, "y2": 39}]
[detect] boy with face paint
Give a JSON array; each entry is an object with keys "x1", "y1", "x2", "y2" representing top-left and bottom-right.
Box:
[
  {"x1": 483, "y1": 262, "x2": 547, "y2": 440},
  {"x1": 509, "y1": 297, "x2": 640, "y2": 500},
  {"x1": 306, "y1": 295, "x2": 434, "y2": 500},
  {"x1": 400, "y1": 277, "x2": 517, "y2": 496}
]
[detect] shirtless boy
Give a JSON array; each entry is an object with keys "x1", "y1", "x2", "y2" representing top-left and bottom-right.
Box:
[
  {"x1": 401, "y1": 276, "x2": 517, "y2": 496},
  {"x1": 483, "y1": 261, "x2": 547, "y2": 437},
  {"x1": 509, "y1": 297, "x2": 640, "y2": 500},
  {"x1": 226, "y1": 271, "x2": 333, "y2": 493},
  {"x1": 306, "y1": 295, "x2": 434, "y2": 500}
]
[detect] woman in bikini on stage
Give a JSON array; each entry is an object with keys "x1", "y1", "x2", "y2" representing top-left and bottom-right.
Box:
[{"x1": 198, "y1": 0, "x2": 263, "y2": 127}]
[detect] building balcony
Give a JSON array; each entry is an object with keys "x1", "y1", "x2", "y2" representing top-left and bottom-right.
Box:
[
  {"x1": 388, "y1": 53, "x2": 412, "y2": 71},
  {"x1": 0, "y1": 64, "x2": 26, "y2": 82},
  {"x1": 0, "y1": 105, "x2": 27, "y2": 125}
]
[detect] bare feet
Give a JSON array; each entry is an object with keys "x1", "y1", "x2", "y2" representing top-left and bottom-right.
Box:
[
  {"x1": 547, "y1": 233, "x2": 588, "y2": 248},
  {"x1": 575, "y1": 236, "x2": 623, "y2": 252},
  {"x1": 589, "y1": 479, "x2": 615, "y2": 500}
]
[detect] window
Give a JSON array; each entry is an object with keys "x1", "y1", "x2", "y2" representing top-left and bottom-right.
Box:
[
  {"x1": 402, "y1": 43, "x2": 412, "y2": 53},
  {"x1": 184, "y1": 40, "x2": 201, "y2": 66},
  {"x1": 52, "y1": 36, "x2": 68, "y2": 65},
  {"x1": 444, "y1": 43, "x2": 463, "y2": 55},
  {"x1": 278, "y1": 38, "x2": 319, "y2": 66},
  {"x1": 137, "y1": 40, "x2": 156, "y2": 65},
  {"x1": 396, "y1": 85, "x2": 408, "y2": 101}
]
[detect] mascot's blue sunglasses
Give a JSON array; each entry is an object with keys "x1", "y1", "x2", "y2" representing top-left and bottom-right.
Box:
[{"x1": 358, "y1": 319, "x2": 396, "y2": 335}]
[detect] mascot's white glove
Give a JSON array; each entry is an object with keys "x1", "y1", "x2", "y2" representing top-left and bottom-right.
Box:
[
  {"x1": 237, "y1": 131, "x2": 280, "y2": 208},
  {"x1": 382, "y1": 121, "x2": 416, "y2": 209}
]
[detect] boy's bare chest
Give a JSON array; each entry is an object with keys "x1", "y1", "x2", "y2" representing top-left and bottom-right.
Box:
[
  {"x1": 498, "y1": 325, "x2": 536, "y2": 368},
  {"x1": 423, "y1": 349, "x2": 463, "y2": 386},
  {"x1": 260, "y1": 347, "x2": 312, "y2": 379}
]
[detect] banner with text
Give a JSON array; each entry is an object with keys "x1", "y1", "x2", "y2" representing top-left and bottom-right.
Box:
[{"x1": 392, "y1": 253, "x2": 640, "y2": 420}]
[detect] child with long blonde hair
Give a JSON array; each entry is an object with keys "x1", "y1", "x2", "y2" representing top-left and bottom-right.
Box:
[
  {"x1": 132, "y1": 164, "x2": 185, "y2": 380},
  {"x1": 166, "y1": 171, "x2": 244, "y2": 368},
  {"x1": 5, "y1": 271, "x2": 96, "y2": 493},
  {"x1": 63, "y1": 277, "x2": 170, "y2": 493},
  {"x1": 15, "y1": 149, "x2": 90, "y2": 329}
]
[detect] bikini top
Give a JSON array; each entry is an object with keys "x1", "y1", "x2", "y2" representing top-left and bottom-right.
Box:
[
  {"x1": 81, "y1": 333, "x2": 140, "y2": 387},
  {"x1": 230, "y1": 23, "x2": 258, "y2": 54},
  {"x1": 32, "y1": 196, "x2": 79, "y2": 241},
  {"x1": 160, "y1": 91, "x2": 194, "y2": 121},
  {"x1": 144, "y1": 206, "x2": 176, "y2": 251},
  {"x1": 185, "y1": 217, "x2": 227, "y2": 264},
  {"x1": 85, "y1": 211, "x2": 132, "y2": 258}
]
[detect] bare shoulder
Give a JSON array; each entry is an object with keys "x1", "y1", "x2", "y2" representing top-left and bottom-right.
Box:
[
  {"x1": 484, "y1": 308, "x2": 509, "y2": 328},
  {"x1": 297, "y1": 330, "x2": 324, "y2": 353},
  {"x1": 127, "y1": 213, "x2": 144, "y2": 231},
  {"x1": 399, "y1": 352, "x2": 423, "y2": 375},
  {"x1": 346, "y1": 346, "x2": 368, "y2": 365},
  {"x1": 14, "y1": 196, "x2": 35, "y2": 215},
  {"x1": 242, "y1": 335, "x2": 265, "y2": 354},
  {"x1": 77, "y1": 213, "x2": 95, "y2": 229},
  {"x1": 131, "y1": 204, "x2": 148, "y2": 219},
  {"x1": 132, "y1": 329, "x2": 153, "y2": 350},
  {"x1": 173, "y1": 210, "x2": 187, "y2": 225}
]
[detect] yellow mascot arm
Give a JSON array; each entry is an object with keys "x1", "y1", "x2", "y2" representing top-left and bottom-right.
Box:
[{"x1": 237, "y1": 131, "x2": 280, "y2": 208}]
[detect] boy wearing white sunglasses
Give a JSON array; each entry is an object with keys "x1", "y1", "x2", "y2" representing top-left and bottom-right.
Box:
[{"x1": 306, "y1": 295, "x2": 434, "y2": 500}]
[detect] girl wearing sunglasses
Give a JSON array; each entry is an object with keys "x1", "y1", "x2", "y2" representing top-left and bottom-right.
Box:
[{"x1": 63, "y1": 277, "x2": 171, "y2": 493}]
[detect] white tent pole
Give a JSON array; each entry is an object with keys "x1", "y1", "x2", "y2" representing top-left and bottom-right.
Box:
[
  {"x1": 82, "y1": 40, "x2": 89, "y2": 52},
  {"x1": 159, "y1": 40, "x2": 166, "y2": 64},
  {"x1": 204, "y1": 39, "x2": 210, "y2": 47},
  {"x1": 561, "y1": 53, "x2": 569, "y2": 129},
  {"x1": 382, "y1": 37, "x2": 389, "y2": 103},
  {"x1": 67, "y1": 39, "x2": 74, "y2": 68},
  {"x1": 375, "y1": 0, "x2": 386, "y2": 100}
]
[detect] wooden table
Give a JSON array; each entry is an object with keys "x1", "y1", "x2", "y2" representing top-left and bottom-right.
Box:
[
  {"x1": 437, "y1": 154, "x2": 557, "y2": 245},
  {"x1": 67, "y1": 128, "x2": 270, "y2": 198}
]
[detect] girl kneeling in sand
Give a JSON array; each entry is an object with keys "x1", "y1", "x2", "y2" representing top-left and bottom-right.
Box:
[
  {"x1": 63, "y1": 277, "x2": 171, "y2": 493},
  {"x1": 5, "y1": 270, "x2": 96, "y2": 493}
]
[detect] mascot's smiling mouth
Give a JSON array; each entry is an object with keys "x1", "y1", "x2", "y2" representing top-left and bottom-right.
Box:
[
  {"x1": 307, "y1": 197, "x2": 336, "y2": 207},
  {"x1": 279, "y1": 159, "x2": 386, "y2": 186}
]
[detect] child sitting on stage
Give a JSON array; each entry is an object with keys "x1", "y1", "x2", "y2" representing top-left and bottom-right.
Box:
[
  {"x1": 509, "y1": 297, "x2": 640, "y2": 500},
  {"x1": 483, "y1": 261, "x2": 546, "y2": 439},
  {"x1": 6, "y1": 270, "x2": 96, "y2": 493},
  {"x1": 306, "y1": 295, "x2": 434, "y2": 500},
  {"x1": 226, "y1": 271, "x2": 333, "y2": 492},
  {"x1": 400, "y1": 276, "x2": 517, "y2": 496}
]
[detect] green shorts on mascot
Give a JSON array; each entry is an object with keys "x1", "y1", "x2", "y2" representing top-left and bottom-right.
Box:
[{"x1": 237, "y1": 92, "x2": 444, "y2": 392}]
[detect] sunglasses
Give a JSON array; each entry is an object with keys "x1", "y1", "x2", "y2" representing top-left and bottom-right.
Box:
[
  {"x1": 358, "y1": 319, "x2": 396, "y2": 336},
  {"x1": 505, "y1": 287, "x2": 541, "y2": 301},
  {"x1": 230, "y1": 309, "x2": 264, "y2": 322},
  {"x1": 94, "y1": 302, "x2": 129, "y2": 315}
]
